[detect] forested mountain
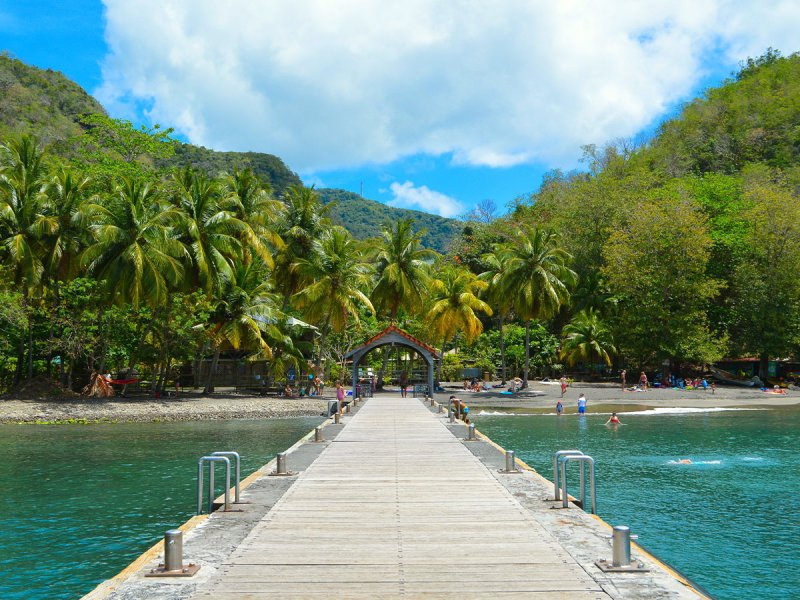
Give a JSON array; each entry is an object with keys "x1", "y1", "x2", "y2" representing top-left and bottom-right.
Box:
[
  {"x1": 505, "y1": 49, "x2": 800, "y2": 376},
  {"x1": 317, "y1": 188, "x2": 460, "y2": 252},
  {"x1": 0, "y1": 53, "x2": 460, "y2": 247}
]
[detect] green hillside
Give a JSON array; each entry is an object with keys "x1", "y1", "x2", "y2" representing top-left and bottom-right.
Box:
[
  {"x1": 0, "y1": 53, "x2": 459, "y2": 245},
  {"x1": 0, "y1": 52, "x2": 105, "y2": 144},
  {"x1": 317, "y1": 188, "x2": 461, "y2": 253}
]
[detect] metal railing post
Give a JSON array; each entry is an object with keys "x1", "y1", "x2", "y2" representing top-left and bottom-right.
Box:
[
  {"x1": 211, "y1": 451, "x2": 241, "y2": 503},
  {"x1": 314, "y1": 426, "x2": 324, "y2": 442},
  {"x1": 552, "y1": 450, "x2": 584, "y2": 500},
  {"x1": 197, "y1": 456, "x2": 231, "y2": 514},
  {"x1": 560, "y1": 455, "x2": 596, "y2": 513}
]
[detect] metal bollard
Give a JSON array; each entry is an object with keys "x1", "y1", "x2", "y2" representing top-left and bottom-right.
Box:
[
  {"x1": 345, "y1": 403, "x2": 351, "y2": 413},
  {"x1": 505, "y1": 450, "x2": 517, "y2": 472},
  {"x1": 164, "y1": 529, "x2": 183, "y2": 572},
  {"x1": 438, "y1": 403, "x2": 444, "y2": 413},
  {"x1": 612, "y1": 526, "x2": 631, "y2": 567},
  {"x1": 334, "y1": 412, "x2": 340, "y2": 424},
  {"x1": 448, "y1": 408, "x2": 455, "y2": 423},
  {"x1": 145, "y1": 529, "x2": 200, "y2": 577},
  {"x1": 314, "y1": 426, "x2": 324, "y2": 442},
  {"x1": 467, "y1": 423, "x2": 476, "y2": 440},
  {"x1": 429, "y1": 396, "x2": 435, "y2": 406},
  {"x1": 276, "y1": 452, "x2": 288, "y2": 475}
]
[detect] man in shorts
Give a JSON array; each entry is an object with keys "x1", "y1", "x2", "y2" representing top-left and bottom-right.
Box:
[{"x1": 577, "y1": 393, "x2": 587, "y2": 414}]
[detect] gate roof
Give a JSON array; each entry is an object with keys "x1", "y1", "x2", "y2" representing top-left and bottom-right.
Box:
[{"x1": 345, "y1": 325, "x2": 440, "y2": 360}]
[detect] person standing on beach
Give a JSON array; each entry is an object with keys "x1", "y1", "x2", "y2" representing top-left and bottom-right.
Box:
[
  {"x1": 560, "y1": 376, "x2": 568, "y2": 398},
  {"x1": 620, "y1": 369, "x2": 626, "y2": 390},
  {"x1": 639, "y1": 371, "x2": 648, "y2": 390},
  {"x1": 577, "y1": 393, "x2": 587, "y2": 414},
  {"x1": 556, "y1": 399, "x2": 563, "y2": 416}
]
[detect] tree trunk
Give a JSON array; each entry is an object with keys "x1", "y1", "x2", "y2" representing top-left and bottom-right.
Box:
[
  {"x1": 377, "y1": 345, "x2": 391, "y2": 389},
  {"x1": 759, "y1": 352, "x2": 769, "y2": 381},
  {"x1": 523, "y1": 320, "x2": 531, "y2": 388},
  {"x1": 204, "y1": 347, "x2": 221, "y2": 394},
  {"x1": 499, "y1": 313, "x2": 506, "y2": 384},
  {"x1": 27, "y1": 308, "x2": 33, "y2": 380}
]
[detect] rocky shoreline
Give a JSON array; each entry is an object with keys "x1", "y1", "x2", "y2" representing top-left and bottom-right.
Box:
[{"x1": 0, "y1": 394, "x2": 329, "y2": 424}]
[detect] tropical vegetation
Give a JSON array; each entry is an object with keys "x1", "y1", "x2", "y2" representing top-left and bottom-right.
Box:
[{"x1": 1, "y1": 49, "x2": 800, "y2": 394}]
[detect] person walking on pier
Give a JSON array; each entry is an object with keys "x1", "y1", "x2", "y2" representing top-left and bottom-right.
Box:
[{"x1": 336, "y1": 381, "x2": 345, "y2": 415}]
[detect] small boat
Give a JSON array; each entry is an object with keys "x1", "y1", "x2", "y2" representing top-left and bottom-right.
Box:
[{"x1": 710, "y1": 366, "x2": 760, "y2": 387}]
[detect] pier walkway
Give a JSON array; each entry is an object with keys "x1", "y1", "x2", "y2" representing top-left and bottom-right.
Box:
[{"x1": 194, "y1": 396, "x2": 607, "y2": 599}]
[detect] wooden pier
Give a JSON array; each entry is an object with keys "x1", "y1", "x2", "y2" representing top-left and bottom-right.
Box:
[
  {"x1": 196, "y1": 397, "x2": 607, "y2": 599},
  {"x1": 89, "y1": 395, "x2": 706, "y2": 600}
]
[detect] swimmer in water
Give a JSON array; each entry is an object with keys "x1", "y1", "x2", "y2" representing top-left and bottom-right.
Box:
[
  {"x1": 678, "y1": 459, "x2": 692, "y2": 464},
  {"x1": 604, "y1": 412, "x2": 621, "y2": 426}
]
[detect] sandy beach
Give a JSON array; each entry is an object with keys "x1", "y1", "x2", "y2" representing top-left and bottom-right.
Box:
[
  {"x1": 438, "y1": 380, "x2": 800, "y2": 412},
  {"x1": 1, "y1": 380, "x2": 798, "y2": 423}
]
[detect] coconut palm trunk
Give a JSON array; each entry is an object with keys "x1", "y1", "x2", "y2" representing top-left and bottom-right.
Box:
[{"x1": 523, "y1": 320, "x2": 530, "y2": 387}]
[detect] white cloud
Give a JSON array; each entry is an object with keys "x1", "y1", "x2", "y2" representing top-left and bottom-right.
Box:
[
  {"x1": 388, "y1": 181, "x2": 464, "y2": 217},
  {"x1": 97, "y1": 0, "x2": 800, "y2": 173}
]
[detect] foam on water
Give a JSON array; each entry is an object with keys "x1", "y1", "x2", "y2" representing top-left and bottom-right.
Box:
[{"x1": 620, "y1": 406, "x2": 761, "y2": 416}]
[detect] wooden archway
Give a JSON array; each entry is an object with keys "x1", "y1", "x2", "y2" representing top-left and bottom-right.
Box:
[{"x1": 345, "y1": 325, "x2": 439, "y2": 398}]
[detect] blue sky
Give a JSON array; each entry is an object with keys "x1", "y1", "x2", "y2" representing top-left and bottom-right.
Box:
[{"x1": 1, "y1": 1, "x2": 797, "y2": 218}]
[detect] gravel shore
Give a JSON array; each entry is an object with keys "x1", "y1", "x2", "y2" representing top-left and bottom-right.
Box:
[
  {"x1": 2, "y1": 379, "x2": 798, "y2": 424},
  {"x1": 0, "y1": 393, "x2": 329, "y2": 424}
]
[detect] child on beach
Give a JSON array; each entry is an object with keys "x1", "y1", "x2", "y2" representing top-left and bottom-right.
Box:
[{"x1": 556, "y1": 399, "x2": 563, "y2": 416}]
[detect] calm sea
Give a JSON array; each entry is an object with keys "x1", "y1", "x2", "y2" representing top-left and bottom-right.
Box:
[
  {"x1": 0, "y1": 417, "x2": 322, "y2": 600},
  {"x1": 473, "y1": 406, "x2": 800, "y2": 600}
]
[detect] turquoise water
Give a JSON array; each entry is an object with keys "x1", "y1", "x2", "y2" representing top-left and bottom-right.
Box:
[
  {"x1": 473, "y1": 407, "x2": 800, "y2": 600},
  {"x1": 0, "y1": 417, "x2": 322, "y2": 600}
]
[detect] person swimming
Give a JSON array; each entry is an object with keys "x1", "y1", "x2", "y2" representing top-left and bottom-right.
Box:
[
  {"x1": 678, "y1": 458, "x2": 692, "y2": 464},
  {"x1": 604, "y1": 412, "x2": 621, "y2": 426}
]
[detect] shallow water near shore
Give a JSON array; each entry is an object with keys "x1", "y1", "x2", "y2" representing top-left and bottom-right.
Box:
[
  {"x1": 0, "y1": 417, "x2": 323, "y2": 600},
  {"x1": 473, "y1": 406, "x2": 800, "y2": 600}
]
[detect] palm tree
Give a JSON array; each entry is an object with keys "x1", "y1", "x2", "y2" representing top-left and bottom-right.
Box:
[
  {"x1": 38, "y1": 167, "x2": 94, "y2": 377},
  {"x1": 371, "y1": 218, "x2": 434, "y2": 386},
  {"x1": 501, "y1": 226, "x2": 576, "y2": 386},
  {"x1": 170, "y1": 166, "x2": 247, "y2": 296},
  {"x1": 40, "y1": 167, "x2": 93, "y2": 284},
  {"x1": 0, "y1": 135, "x2": 49, "y2": 381},
  {"x1": 292, "y1": 226, "x2": 374, "y2": 369},
  {"x1": 274, "y1": 185, "x2": 329, "y2": 309},
  {"x1": 427, "y1": 265, "x2": 492, "y2": 381},
  {"x1": 82, "y1": 176, "x2": 186, "y2": 308},
  {"x1": 560, "y1": 309, "x2": 616, "y2": 373},
  {"x1": 480, "y1": 247, "x2": 514, "y2": 384},
  {"x1": 372, "y1": 218, "x2": 434, "y2": 320},
  {"x1": 224, "y1": 168, "x2": 284, "y2": 267}
]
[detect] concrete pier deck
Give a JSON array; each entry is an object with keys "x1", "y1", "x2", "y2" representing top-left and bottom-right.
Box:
[{"x1": 88, "y1": 396, "x2": 707, "y2": 599}]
